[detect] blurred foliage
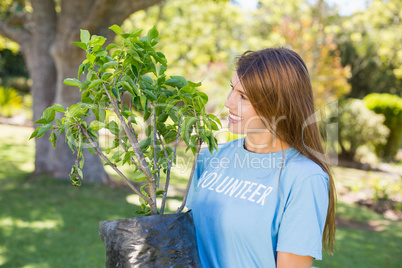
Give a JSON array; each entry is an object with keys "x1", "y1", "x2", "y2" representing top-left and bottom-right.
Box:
[
  {"x1": 0, "y1": 49, "x2": 28, "y2": 78},
  {"x1": 0, "y1": 86, "x2": 22, "y2": 117},
  {"x1": 336, "y1": 0, "x2": 402, "y2": 98},
  {"x1": 124, "y1": 0, "x2": 350, "y2": 115},
  {"x1": 364, "y1": 93, "x2": 402, "y2": 161},
  {"x1": 337, "y1": 98, "x2": 389, "y2": 162},
  {"x1": 252, "y1": 0, "x2": 350, "y2": 108}
]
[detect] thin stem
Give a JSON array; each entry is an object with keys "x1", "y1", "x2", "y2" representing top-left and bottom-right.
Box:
[
  {"x1": 161, "y1": 117, "x2": 182, "y2": 214},
  {"x1": 96, "y1": 71, "x2": 152, "y2": 181},
  {"x1": 176, "y1": 138, "x2": 202, "y2": 213},
  {"x1": 77, "y1": 123, "x2": 153, "y2": 204},
  {"x1": 153, "y1": 110, "x2": 160, "y2": 187}
]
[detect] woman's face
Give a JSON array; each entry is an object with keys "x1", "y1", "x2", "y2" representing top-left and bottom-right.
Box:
[{"x1": 224, "y1": 73, "x2": 267, "y2": 134}]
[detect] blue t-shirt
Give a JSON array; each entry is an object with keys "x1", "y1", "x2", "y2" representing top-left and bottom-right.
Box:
[{"x1": 187, "y1": 137, "x2": 329, "y2": 268}]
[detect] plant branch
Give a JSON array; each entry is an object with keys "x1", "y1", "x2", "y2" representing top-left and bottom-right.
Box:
[
  {"x1": 97, "y1": 72, "x2": 153, "y2": 181},
  {"x1": 152, "y1": 110, "x2": 160, "y2": 187},
  {"x1": 176, "y1": 137, "x2": 202, "y2": 213},
  {"x1": 77, "y1": 123, "x2": 153, "y2": 204},
  {"x1": 161, "y1": 117, "x2": 182, "y2": 214}
]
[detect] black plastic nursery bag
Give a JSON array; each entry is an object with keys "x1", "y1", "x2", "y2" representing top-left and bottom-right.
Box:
[{"x1": 98, "y1": 210, "x2": 201, "y2": 268}]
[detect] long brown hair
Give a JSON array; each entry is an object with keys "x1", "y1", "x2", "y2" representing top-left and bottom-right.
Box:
[{"x1": 236, "y1": 48, "x2": 336, "y2": 254}]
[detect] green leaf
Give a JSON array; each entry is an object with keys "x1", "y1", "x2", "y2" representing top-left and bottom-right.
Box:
[
  {"x1": 64, "y1": 78, "x2": 81, "y2": 87},
  {"x1": 29, "y1": 129, "x2": 39, "y2": 140},
  {"x1": 106, "y1": 121, "x2": 120, "y2": 136},
  {"x1": 43, "y1": 107, "x2": 56, "y2": 122},
  {"x1": 88, "y1": 79, "x2": 104, "y2": 89},
  {"x1": 102, "y1": 61, "x2": 118, "y2": 70},
  {"x1": 143, "y1": 89, "x2": 157, "y2": 101},
  {"x1": 51, "y1": 104, "x2": 66, "y2": 113},
  {"x1": 185, "y1": 117, "x2": 198, "y2": 130},
  {"x1": 127, "y1": 49, "x2": 143, "y2": 64},
  {"x1": 159, "y1": 64, "x2": 167, "y2": 76},
  {"x1": 109, "y1": 24, "x2": 123, "y2": 36},
  {"x1": 156, "y1": 190, "x2": 165, "y2": 196},
  {"x1": 68, "y1": 103, "x2": 88, "y2": 117},
  {"x1": 89, "y1": 120, "x2": 106, "y2": 131},
  {"x1": 121, "y1": 110, "x2": 136, "y2": 119},
  {"x1": 34, "y1": 118, "x2": 49, "y2": 124},
  {"x1": 80, "y1": 29, "x2": 90, "y2": 43},
  {"x1": 90, "y1": 35, "x2": 106, "y2": 46},
  {"x1": 72, "y1": 42, "x2": 87, "y2": 50},
  {"x1": 140, "y1": 184, "x2": 150, "y2": 197},
  {"x1": 208, "y1": 114, "x2": 221, "y2": 127},
  {"x1": 78, "y1": 63, "x2": 89, "y2": 79},
  {"x1": 140, "y1": 75, "x2": 154, "y2": 85},
  {"x1": 145, "y1": 125, "x2": 152, "y2": 137},
  {"x1": 123, "y1": 151, "x2": 134, "y2": 165},
  {"x1": 49, "y1": 130, "x2": 57, "y2": 149},
  {"x1": 144, "y1": 110, "x2": 151, "y2": 121},
  {"x1": 140, "y1": 95, "x2": 147, "y2": 110},
  {"x1": 129, "y1": 28, "x2": 143, "y2": 38},
  {"x1": 133, "y1": 173, "x2": 147, "y2": 182},
  {"x1": 165, "y1": 78, "x2": 185, "y2": 89},
  {"x1": 147, "y1": 26, "x2": 159, "y2": 44},
  {"x1": 188, "y1": 81, "x2": 202, "y2": 87},
  {"x1": 139, "y1": 137, "x2": 151, "y2": 150},
  {"x1": 86, "y1": 53, "x2": 96, "y2": 63},
  {"x1": 197, "y1": 91, "x2": 208, "y2": 104},
  {"x1": 120, "y1": 81, "x2": 136, "y2": 96},
  {"x1": 105, "y1": 44, "x2": 118, "y2": 51},
  {"x1": 209, "y1": 120, "x2": 219, "y2": 131},
  {"x1": 112, "y1": 87, "x2": 120, "y2": 100},
  {"x1": 158, "y1": 113, "x2": 168, "y2": 123},
  {"x1": 170, "y1": 76, "x2": 187, "y2": 86},
  {"x1": 93, "y1": 108, "x2": 106, "y2": 122},
  {"x1": 102, "y1": 72, "x2": 113, "y2": 81},
  {"x1": 37, "y1": 124, "x2": 53, "y2": 138},
  {"x1": 87, "y1": 143, "x2": 97, "y2": 154}
]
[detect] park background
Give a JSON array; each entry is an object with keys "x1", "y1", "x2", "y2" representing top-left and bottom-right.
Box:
[{"x1": 0, "y1": 0, "x2": 401, "y2": 267}]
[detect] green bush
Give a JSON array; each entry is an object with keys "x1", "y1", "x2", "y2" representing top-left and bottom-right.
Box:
[
  {"x1": 338, "y1": 98, "x2": 389, "y2": 162},
  {"x1": 364, "y1": 93, "x2": 402, "y2": 161}
]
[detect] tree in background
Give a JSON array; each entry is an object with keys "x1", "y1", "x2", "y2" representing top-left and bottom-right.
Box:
[
  {"x1": 253, "y1": 0, "x2": 350, "y2": 108},
  {"x1": 338, "y1": 98, "x2": 389, "y2": 162},
  {"x1": 126, "y1": 0, "x2": 248, "y2": 114},
  {"x1": 127, "y1": 0, "x2": 350, "y2": 113},
  {"x1": 336, "y1": 0, "x2": 402, "y2": 98},
  {"x1": 0, "y1": 0, "x2": 162, "y2": 182},
  {"x1": 364, "y1": 93, "x2": 402, "y2": 161}
]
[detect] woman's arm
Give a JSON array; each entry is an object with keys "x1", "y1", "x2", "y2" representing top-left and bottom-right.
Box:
[{"x1": 277, "y1": 251, "x2": 314, "y2": 268}]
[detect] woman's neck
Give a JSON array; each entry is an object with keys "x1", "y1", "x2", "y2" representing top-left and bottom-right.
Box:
[{"x1": 244, "y1": 132, "x2": 290, "y2": 154}]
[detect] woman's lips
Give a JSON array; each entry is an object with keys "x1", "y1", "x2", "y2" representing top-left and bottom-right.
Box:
[{"x1": 228, "y1": 112, "x2": 243, "y2": 123}]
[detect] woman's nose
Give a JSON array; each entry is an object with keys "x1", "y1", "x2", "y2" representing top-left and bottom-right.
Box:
[{"x1": 224, "y1": 90, "x2": 234, "y2": 110}]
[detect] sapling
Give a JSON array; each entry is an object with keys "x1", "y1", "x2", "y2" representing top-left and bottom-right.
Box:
[{"x1": 30, "y1": 25, "x2": 220, "y2": 216}]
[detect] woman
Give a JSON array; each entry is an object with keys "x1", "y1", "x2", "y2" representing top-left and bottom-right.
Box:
[{"x1": 187, "y1": 48, "x2": 336, "y2": 268}]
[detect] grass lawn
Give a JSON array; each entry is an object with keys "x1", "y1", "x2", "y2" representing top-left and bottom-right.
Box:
[{"x1": 1, "y1": 124, "x2": 401, "y2": 267}]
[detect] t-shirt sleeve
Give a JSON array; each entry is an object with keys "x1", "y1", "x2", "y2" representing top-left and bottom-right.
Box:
[{"x1": 276, "y1": 174, "x2": 329, "y2": 260}]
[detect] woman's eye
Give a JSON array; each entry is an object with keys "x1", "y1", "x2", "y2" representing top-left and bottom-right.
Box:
[{"x1": 240, "y1": 94, "x2": 247, "y2": 100}]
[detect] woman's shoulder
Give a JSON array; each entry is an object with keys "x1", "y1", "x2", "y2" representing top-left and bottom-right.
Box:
[{"x1": 283, "y1": 151, "x2": 329, "y2": 187}]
